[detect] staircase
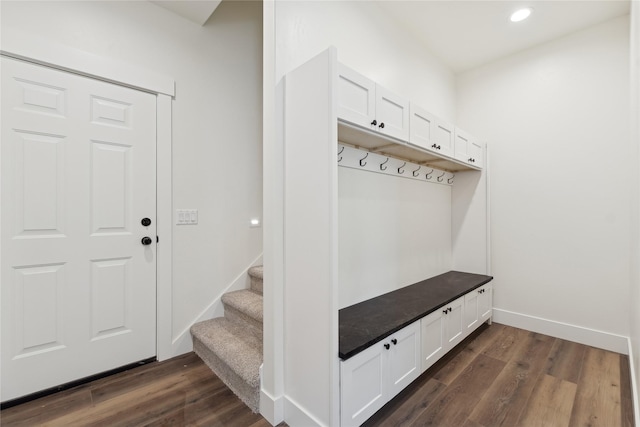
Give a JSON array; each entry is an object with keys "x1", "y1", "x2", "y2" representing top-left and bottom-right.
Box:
[{"x1": 190, "y1": 265, "x2": 263, "y2": 412}]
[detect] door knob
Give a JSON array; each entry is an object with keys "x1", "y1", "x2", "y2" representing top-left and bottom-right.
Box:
[
  {"x1": 141, "y1": 218, "x2": 152, "y2": 226},
  {"x1": 141, "y1": 236, "x2": 153, "y2": 246}
]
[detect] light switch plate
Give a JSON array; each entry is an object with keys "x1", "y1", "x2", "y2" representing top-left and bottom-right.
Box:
[{"x1": 176, "y1": 209, "x2": 198, "y2": 225}]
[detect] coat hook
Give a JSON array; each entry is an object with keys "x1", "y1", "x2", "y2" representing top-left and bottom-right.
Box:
[
  {"x1": 447, "y1": 175, "x2": 454, "y2": 184},
  {"x1": 397, "y1": 162, "x2": 406, "y2": 174},
  {"x1": 380, "y1": 157, "x2": 389, "y2": 171},
  {"x1": 338, "y1": 146, "x2": 345, "y2": 163},
  {"x1": 412, "y1": 166, "x2": 421, "y2": 177},
  {"x1": 359, "y1": 152, "x2": 369, "y2": 167},
  {"x1": 437, "y1": 171, "x2": 445, "y2": 182},
  {"x1": 425, "y1": 169, "x2": 434, "y2": 180}
]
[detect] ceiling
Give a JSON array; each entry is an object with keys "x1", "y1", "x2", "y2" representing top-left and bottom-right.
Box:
[
  {"x1": 149, "y1": 0, "x2": 631, "y2": 73},
  {"x1": 375, "y1": 0, "x2": 631, "y2": 73}
]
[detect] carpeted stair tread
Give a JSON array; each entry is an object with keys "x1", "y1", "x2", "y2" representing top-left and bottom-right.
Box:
[
  {"x1": 248, "y1": 265, "x2": 263, "y2": 280},
  {"x1": 222, "y1": 289, "x2": 263, "y2": 322},
  {"x1": 190, "y1": 317, "x2": 261, "y2": 388}
]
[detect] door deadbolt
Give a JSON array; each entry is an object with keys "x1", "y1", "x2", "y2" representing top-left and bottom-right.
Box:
[{"x1": 141, "y1": 218, "x2": 151, "y2": 226}]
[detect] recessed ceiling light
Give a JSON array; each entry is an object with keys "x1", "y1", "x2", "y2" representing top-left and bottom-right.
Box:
[{"x1": 510, "y1": 8, "x2": 532, "y2": 23}]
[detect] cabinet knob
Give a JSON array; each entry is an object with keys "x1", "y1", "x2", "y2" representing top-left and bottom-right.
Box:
[
  {"x1": 437, "y1": 145, "x2": 441, "y2": 150},
  {"x1": 379, "y1": 122, "x2": 385, "y2": 129},
  {"x1": 391, "y1": 339, "x2": 397, "y2": 345},
  {"x1": 371, "y1": 119, "x2": 377, "y2": 126},
  {"x1": 431, "y1": 143, "x2": 437, "y2": 148},
  {"x1": 448, "y1": 307, "x2": 452, "y2": 313},
  {"x1": 384, "y1": 343, "x2": 390, "y2": 350},
  {"x1": 443, "y1": 309, "x2": 448, "y2": 315}
]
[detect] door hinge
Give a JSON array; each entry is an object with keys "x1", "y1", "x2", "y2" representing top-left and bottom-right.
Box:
[{"x1": 156, "y1": 236, "x2": 159, "y2": 243}]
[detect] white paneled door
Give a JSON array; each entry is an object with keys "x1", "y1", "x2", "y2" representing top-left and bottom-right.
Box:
[{"x1": 1, "y1": 57, "x2": 157, "y2": 402}]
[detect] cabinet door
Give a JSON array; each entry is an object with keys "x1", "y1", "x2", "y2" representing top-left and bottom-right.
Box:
[
  {"x1": 340, "y1": 343, "x2": 387, "y2": 427},
  {"x1": 421, "y1": 309, "x2": 446, "y2": 372},
  {"x1": 375, "y1": 85, "x2": 409, "y2": 141},
  {"x1": 454, "y1": 127, "x2": 471, "y2": 163},
  {"x1": 432, "y1": 119, "x2": 455, "y2": 157},
  {"x1": 479, "y1": 283, "x2": 493, "y2": 322},
  {"x1": 387, "y1": 321, "x2": 421, "y2": 397},
  {"x1": 444, "y1": 297, "x2": 465, "y2": 349},
  {"x1": 468, "y1": 140, "x2": 483, "y2": 168},
  {"x1": 409, "y1": 103, "x2": 435, "y2": 150},
  {"x1": 337, "y1": 64, "x2": 376, "y2": 130},
  {"x1": 454, "y1": 128, "x2": 482, "y2": 168},
  {"x1": 464, "y1": 289, "x2": 481, "y2": 335}
]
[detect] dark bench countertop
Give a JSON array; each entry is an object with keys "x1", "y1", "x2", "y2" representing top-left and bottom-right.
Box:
[{"x1": 339, "y1": 271, "x2": 493, "y2": 360}]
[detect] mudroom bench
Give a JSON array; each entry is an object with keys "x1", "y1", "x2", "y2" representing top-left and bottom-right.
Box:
[{"x1": 339, "y1": 271, "x2": 494, "y2": 426}]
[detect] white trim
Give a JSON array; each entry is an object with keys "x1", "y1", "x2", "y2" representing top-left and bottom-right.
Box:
[
  {"x1": 284, "y1": 396, "x2": 325, "y2": 427},
  {"x1": 0, "y1": 30, "x2": 175, "y2": 96},
  {"x1": 485, "y1": 144, "x2": 492, "y2": 276},
  {"x1": 156, "y1": 93, "x2": 173, "y2": 361},
  {"x1": 629, "y1": 338, "x2": 640, "y2": 427},
  {"x1": 260, "y1": 387, "x2": 285, "y2": 426},
  {"x1": 0, "y1": 42, "x2": 175, "y2": 363},
  {"x1": 169, "y1": 254, "x2": 264, "y2": 357},
  {"x1": 493, "y1": 308, "x2": 629, "y2": 354}
]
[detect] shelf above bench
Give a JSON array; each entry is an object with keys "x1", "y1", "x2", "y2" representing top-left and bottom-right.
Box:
[{"x1": 338, "y1": 121, "x2": 480, "y2": 173}]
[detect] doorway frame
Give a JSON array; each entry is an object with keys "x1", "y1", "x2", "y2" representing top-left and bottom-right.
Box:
[{"x1": 1, "y1": 31, "x2": 175, "y2": 362}]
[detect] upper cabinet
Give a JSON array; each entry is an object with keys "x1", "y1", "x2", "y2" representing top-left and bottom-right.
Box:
[
  {"x1": 337, "y1": 62, "x2": 483, "y2": 172},
  {"x1": 338, "y1": 64, "x2": 409, "y2": 141},
  {"x1": 454, "y1": 128, "x2": 484, "y2": 168},
  {"x1": 409, "y1": 103, "x2": 454, "y2": 158},
  {"x1": 337, "y1": 64, "x2": 376, "y2": 128}
]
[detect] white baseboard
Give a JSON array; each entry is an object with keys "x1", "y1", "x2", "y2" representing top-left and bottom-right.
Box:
[
  {"x1": 493, "y1": 308, "x2": 629, "y2": 354},
  {"x1": 260, "y1": 388, "x2": 284, "y2": 426},
  {"x1": 628, "y1": 338, "x2": 640, "y2": 427},
  {"x1": 168, "y1": 253, "x2": 264, "y2": 358},
  {"x1": 284, "y1": 396, "x2": 325, "y2": 427}
]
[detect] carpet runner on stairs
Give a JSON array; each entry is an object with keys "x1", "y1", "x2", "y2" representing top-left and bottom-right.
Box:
[{"x1": 190, "y1": 265, "x2": 263, "y2": 412}]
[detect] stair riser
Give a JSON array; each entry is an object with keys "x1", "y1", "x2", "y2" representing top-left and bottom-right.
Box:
[
  {"x1": 223, "y1": 304, "x2": 263, "y2": 347},
  {"x1": 250, "y1": 277, "x2": 263, "y2": 295},
  {"x1": 193, "y1": 337, "x2": 260, "y2": 412}
]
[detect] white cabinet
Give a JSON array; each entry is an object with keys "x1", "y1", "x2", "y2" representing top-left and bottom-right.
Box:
[
  {"x1": 374, "y1": 85, "x2": 410, "y2": 141},
  {"x1": 420, "y1": 309, "x2": 446, "y2": 372},
  {"x1": 338, "y1": 64, "x2": 409, "y2": 141},
  {"x1": 409, "y1": 104, "x2": 454, "y2": 158},
  {"x1": 464, "y1": 283, "x2": 493, "y2": 335},
  {"x1": 454, "y1": 128, "x2": 483, "y2": 168},
  {"x1": 338, "y1": 64, "x2": 376, "y2": 129},
  {"x1": 420, "y1": 296, "x2": 465, "y2": 373},
  {"x1": 387, "y1": 321, "x2": 422, "y2": 397},
  {"x1": 340, "y1": 321, "x2": 420, "y2": 427},
  {"x1": 479, "y1": 283, "x2": 493, "y2": 323}
]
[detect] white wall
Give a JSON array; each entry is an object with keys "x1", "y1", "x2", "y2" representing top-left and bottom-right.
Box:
[
  {"x1": 457, "y1": 16, "x2": 631, "y2": 349},
  {"x1": 630, "y1": 1, "x2": 640, "y2": 421},
  {"x1": 275, "y1": 1, "x2": 456, "y2": 123},
  {"x1": 339, "y1": 168, "x2": 452, "y2": 308},
  {"x1": 1, "y1": 0, "x2": 263, "y2": 355}
]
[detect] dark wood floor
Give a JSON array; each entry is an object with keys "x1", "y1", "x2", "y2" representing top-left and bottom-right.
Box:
[
  {"x1": 0, "y1": 352, "x2": 273, "y2": 426},
  {"x1": 1, "y1": 323, "x2": 635, "y2": 426},
  {"x1": 364, "y1": 323, "x2": 635, "y2": 427}
]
